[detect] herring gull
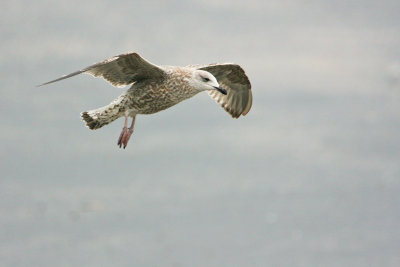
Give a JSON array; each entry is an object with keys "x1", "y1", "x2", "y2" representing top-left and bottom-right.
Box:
[{"x1": 39, "y1": 52, "x2": 252, "y2": 148}]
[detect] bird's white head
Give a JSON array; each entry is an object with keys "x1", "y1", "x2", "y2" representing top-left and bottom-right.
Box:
[{"x1": 191, "y1": 70, "x2": 227, "y2": 95}]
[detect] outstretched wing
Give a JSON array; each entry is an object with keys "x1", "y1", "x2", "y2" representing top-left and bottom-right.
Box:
[
  {"x1": 192, "y1": 63, "x2": 252, "y2": 118},
  {"x1": 38, "y1": 52, "x2": 166, "y2": 87}
]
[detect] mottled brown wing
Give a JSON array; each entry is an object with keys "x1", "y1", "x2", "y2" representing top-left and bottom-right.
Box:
[
  {"x1": 38, "y1": 52, "x2": 166, "y2": 87},
  {"x1": 196, "y1": 63, "x2": 252, "y2": 118}
]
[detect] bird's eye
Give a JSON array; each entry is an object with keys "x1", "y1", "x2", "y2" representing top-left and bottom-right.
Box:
[{"x1": 202, "y1": 77, "x2": 210, "y2": 82}]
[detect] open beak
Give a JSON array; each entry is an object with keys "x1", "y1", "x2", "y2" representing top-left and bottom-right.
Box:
[{"x1": 214, "y1": 86, "x2": 227, "y2": 95}]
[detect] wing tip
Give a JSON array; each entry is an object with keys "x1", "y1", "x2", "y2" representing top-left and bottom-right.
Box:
[
  {"x1": 241, "y1": 90, "x2": 253, "y2": 116},
  {"x1": 36, "y1": 80, "x2": 58, "y2": 87}
]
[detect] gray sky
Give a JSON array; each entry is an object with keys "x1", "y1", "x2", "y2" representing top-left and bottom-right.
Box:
[{"x1": 1, "y1": 0, "x2": 400, "y2": 266}]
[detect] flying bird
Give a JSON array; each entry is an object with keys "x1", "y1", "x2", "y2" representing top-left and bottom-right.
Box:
[{"x1": 39, "y1": 52, "x2": 252, "y2": 148}]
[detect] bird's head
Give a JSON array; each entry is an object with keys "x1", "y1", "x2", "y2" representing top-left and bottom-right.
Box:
[{"x1": 191, "y1": 70, "x2": 227, "y2": 95}]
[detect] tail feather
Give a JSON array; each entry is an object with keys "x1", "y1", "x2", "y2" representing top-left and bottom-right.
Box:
[
  {"x1": 81, "y1": 96, "x2": 125, "y2": 130},
  {"x1": 81, "y1": 111, "x2": 107, "y2": 129}
]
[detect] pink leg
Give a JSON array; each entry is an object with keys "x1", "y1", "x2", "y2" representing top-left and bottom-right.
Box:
[
  {"x1": 117, "y1": 115, "x2": 136, "y2": 149},
  {"x1": 117, "y1": 116, "x2": 128, "y2": 148}
]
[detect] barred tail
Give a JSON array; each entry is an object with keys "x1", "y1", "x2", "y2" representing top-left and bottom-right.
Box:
[{"x1": 80, "y1": 96, "x2": 125, "y2": 130}]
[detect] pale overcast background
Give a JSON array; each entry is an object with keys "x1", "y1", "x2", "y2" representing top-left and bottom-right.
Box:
[{"x1": 1, "y1": 0, "x2": 400, "y2": 266}]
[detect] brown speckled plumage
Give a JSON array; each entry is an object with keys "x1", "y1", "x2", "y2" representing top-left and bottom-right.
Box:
[
  {"x1": 39, "y1": 52, "x2": 252, "y2": 148},
  {"x1": 123, "y1": 67, "x2": 197, "y2": 114}
]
